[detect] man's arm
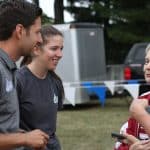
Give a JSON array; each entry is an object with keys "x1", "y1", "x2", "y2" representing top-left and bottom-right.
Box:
[
  {"x1": 0, "y1": 129, "x2": 49, "y2": 150},
  {"x1": 129, "y1": 98, "x2": 150, "y2": 135}
]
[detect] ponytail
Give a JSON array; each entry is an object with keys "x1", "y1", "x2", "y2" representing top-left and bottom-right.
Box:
[{"x1": 20, "y1": 56, "x2": 32, "y2": 67}]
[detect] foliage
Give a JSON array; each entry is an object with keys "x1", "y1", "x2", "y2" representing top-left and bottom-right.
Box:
[
  {"x1": 41, "y1": 14, "x2": 54, "y2": 25},
  {"x1": 32, "y1": 0, "x2": 39, "y2": 6},
  {"x1": 31, "y1": 0, "x2": 54, "y2": 24},
  {"x1": 65, "y1": 0, "x2": 150, "y2": 64}
]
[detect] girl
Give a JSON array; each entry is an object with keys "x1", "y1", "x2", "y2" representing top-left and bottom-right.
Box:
[
  {"x1": 16, "y1": 25, "x2": 64, "y2": 150},
  {"x1": 114, "y1": 44, "x2": 150, "y2": 150}
]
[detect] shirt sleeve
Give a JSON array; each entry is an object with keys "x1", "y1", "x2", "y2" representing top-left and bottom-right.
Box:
[
  {"x1": 0, "y1": 71, "x2": 2, "y2": 98},
  {"x1": 139, "y1": 93, "x2": 150, "y2": 105}
]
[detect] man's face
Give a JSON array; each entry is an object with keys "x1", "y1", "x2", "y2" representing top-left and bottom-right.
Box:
[{"x1": 20, "y1": 17, "x2": 42, "y2": 56}]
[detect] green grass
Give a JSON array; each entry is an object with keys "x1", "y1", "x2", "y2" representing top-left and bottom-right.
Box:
[{"x1": 57, "y1": 97, "x2": 130, "y2": 150}]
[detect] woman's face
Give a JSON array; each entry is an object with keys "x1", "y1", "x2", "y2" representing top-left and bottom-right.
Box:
[
  {"x1": 39, "y1": 35, "x2": 63, "y2": 71},
  {"x1": 144, "y1": 49, "x2": 150, "y2": 83}
]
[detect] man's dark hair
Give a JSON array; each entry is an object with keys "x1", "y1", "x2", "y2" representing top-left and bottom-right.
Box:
[{"x1": 0, "y1": 0, "x2": 42, "y2": 40}]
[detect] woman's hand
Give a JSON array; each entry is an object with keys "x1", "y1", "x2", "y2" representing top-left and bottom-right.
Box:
[{"x1": 129, "y1": 140, "x2": 150, "y2": 150}]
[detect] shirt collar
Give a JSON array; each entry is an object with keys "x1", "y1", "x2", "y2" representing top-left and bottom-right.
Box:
[{"x1": 0, "y1": 48, "x2": 17, "y2": 70}]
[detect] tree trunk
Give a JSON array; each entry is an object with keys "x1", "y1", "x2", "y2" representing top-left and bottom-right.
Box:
[{"x1": 54, "y1": 0, "x2": 64, "y2": 24}]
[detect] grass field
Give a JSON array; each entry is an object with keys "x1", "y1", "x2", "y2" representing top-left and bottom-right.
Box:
[{"x1": 57, "y1": 97, "x2": 131, "y2": 150}]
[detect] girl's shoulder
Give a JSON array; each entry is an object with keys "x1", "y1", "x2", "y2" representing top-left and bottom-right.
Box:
[
  {"x1": 16, "y1": 66, "x2": 32, "y2": 83},
  {"x1": 16, "y1": 66, "x2": 29, "y2": 75},
  {"x1": 139, "y1": 91, "x2": 150, "y2": 99}
]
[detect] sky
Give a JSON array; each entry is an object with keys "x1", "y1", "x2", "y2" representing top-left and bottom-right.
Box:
[
  {"x1": 39, "y1": 0, "x2": 74, "y2": 22},
  {"x1": 27, "y1": 0, "x2": 74, "y2": 22}
]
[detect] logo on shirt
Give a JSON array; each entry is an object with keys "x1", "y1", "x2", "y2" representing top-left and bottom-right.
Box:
[
  {"x1": 6, "y1": 79, "x2": 13, "y2": 92},
  {"x1": 53, "y1": 93, "x2": 58, "y2": 104}
]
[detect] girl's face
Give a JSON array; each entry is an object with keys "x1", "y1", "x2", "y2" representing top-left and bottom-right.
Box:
[
  {"x1": 144, "y1": 49, "x2": 150, "y2": 83},
  {"x1": 39, "y1": 35, "x2": 63, "y2": 71}
]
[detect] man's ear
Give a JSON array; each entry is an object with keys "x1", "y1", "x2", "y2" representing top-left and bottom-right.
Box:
[{"x1": 15, "y1": 24, "x2": 25, "y2": 40}]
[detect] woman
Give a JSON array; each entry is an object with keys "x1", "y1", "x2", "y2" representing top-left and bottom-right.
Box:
[
  {"x1": 114, "y1": 44, "x2": 150, "y2": 150},
  {"x1": 16, "y1": 25, "x2": 64, "y2": 150}
]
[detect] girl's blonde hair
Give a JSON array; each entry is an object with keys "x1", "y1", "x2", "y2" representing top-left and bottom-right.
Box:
[{"x1": 145, "y1": 44, "x2": 150, "y2": 55}]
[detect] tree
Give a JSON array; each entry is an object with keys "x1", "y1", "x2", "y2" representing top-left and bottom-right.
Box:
[
  {"x1": 32, "y1": 0, "x2": 54, "y2": 24},
  {"x1": 33, "y1": 0, "x2": 39, "y2": 6},
  {"x1": 107, "y1": 0, "x2": 150, "y2": 63},
  {"x1": 54, "y1": 0, "x2": 64, "y2": 24},
  {"x1": 65, "y1": 0, "x2": 150, "y2": 63}
]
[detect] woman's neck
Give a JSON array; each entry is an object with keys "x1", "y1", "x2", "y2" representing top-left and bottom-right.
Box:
[{"x1": 27, "y1": 62, "x2": 48, "y2": 79}]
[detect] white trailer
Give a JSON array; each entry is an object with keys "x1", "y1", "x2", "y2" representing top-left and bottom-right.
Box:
[{"x1": 53, "y1": 23, "x2": 106, "y2": 105}]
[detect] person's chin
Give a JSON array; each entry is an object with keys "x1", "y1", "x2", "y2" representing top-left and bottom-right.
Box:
[
  {"x1": 49, "y1": 67, "x2": 55, "y2": 71},
  {"x1": 145, "y1": 78, "x2": 150, "y2": 83}
]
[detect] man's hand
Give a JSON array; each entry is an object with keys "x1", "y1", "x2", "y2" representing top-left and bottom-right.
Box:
[{"x1": 24, "y1": 129, "x2": 49, "y2": 149}]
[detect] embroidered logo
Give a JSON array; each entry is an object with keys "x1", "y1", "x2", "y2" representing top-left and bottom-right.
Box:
[
  {"x1": 53, "y1": 93, "x2": 58, "y2": 104},
  {"x1": 6, "y1": 79, "x2": 13, "y2": 92}
]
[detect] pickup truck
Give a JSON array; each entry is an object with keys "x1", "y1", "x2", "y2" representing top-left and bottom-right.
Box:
[{"x1": 124, "y1": 42, "x2": 148, "y2": 80}]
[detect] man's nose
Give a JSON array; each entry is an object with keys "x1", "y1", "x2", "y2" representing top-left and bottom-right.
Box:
[{"x1": 38, "y1": 34, "x2": 43, "y2": 43}]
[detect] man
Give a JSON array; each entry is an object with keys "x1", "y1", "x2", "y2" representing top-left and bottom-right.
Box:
[{"x1": 0, "y1": 0, "x2": 49, "y2": 149}]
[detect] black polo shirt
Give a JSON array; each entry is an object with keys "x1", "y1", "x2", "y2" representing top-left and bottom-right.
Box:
[{"x1": 16, "y1": 66, "x2": 63, "y2": 149}]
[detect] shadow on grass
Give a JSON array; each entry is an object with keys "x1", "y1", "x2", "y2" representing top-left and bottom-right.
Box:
[
  {"x1": 62, "y1": 100, "x2": 100, "y2": 111},
  {"x1": 62, "y1": 96, "x2": 130, "y2": 111}
]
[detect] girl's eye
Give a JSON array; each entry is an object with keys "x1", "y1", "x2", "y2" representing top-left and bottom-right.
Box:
[
  {"x1": 50, "y1": 47, "x2": 57, "y2": 51},
  {"x1": 50, "y1": 47, "x2": 63, "y2": 51},
  {"x1": 61, "y1": 47, "x2": 63, "y2": 51},
  {"x1": 145, "y1": 58, "x2": 149, "y2": 65}
]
